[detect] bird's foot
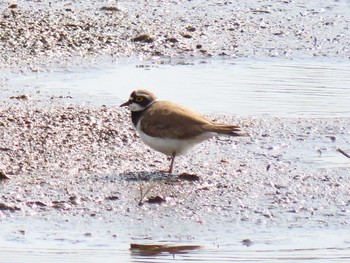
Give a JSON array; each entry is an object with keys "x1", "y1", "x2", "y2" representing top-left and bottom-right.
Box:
[{"x1": 157, "y1": 169, "x2": 173, "y2": 174}]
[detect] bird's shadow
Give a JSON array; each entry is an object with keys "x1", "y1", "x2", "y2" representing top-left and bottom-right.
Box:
[
  {"x1": 112, "y1": 171, "x2": 200, "y2": 182},
  {"x1": 117, "y1": 171, "x2": 177, "y2": 182}
]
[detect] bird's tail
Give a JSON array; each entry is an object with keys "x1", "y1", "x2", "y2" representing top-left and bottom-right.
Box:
[{"x1": 205, "y1": 124, "x2": 247, "y2": 137}]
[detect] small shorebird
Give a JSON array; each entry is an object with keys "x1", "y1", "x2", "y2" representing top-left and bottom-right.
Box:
[{"x1": 120, "y1": 89, "x2": 244, "y2": 173}]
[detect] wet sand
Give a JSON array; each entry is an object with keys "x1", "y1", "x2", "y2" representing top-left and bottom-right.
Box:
[{"x1": 1, "y1": 0, "x2": 350, "y2": 262}]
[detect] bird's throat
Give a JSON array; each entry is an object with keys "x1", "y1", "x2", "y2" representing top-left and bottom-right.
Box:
[{"x1": 131, "y1": 110, "x2": 145, "y2": 127}]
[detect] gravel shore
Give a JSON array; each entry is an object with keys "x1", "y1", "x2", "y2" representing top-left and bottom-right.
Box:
[
  {"x1": 1, "y1": 100, "x2": 350, "y2": 229},
  {"x1": 1, "y1": 0, "x2": 349, "y2": 71}
]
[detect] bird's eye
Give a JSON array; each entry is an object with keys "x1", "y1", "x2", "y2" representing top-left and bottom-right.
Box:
[{"x1": 135, "y1": 96, "x2": 144, "y2": 102}]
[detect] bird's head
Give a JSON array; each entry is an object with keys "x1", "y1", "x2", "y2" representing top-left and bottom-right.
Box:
[{"x1": 120, "y1": 89, "x2": 157, "y2": 112}]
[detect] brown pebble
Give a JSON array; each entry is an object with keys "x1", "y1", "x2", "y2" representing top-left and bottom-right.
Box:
[
  {"x1": 106, "y1": 196, "x2": 120, "y2": 201},
  {"x1": 0, "y1": 203, "x2": 20, "y2": 212},
  {"x1": 181, "y1": 33, "x2": 192, "y2": 39},
  {"x1": 0, "y1": 170, "x2": 10, "y2": 180},
  {"x1": 326, "y1": 136, "x2": 336, "y2": 142},
  {"x1": 186, "y1": 26, "x2": 196, "y2": 32},
  {"x1": 147, "y1": 195, "x2": 166, "y2": 204},
  {"x1": 9, "y1": 94, "x2": 30, "y2": 100},
  {"x1": 242, "y1": 239, "x2": 254, "y2": 246},
  {"x1": 100, "y1": 6, "x2": 120, "y2": 12},
  {"x1": 130, "y1": 243, "x2": 202, "y2": 254},
  {"x1": 166, "y1": 37, "x2": 179, "y2": 43},
  {"x1": 69, "y1": 196, "x2": 82, "y2": 205},
  {"x1": 132, "y1": 34, "x2": 154, "y2": 43},
  {"x1": 178, "y1": 173, "x2": 200, "y2": 181}
]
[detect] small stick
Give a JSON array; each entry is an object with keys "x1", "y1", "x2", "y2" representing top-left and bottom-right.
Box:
[
  {"x1": 336, "y1": 147, "x2": 350, "y2": 159},
  {"x1": 138, "y1": 182, "x2": 157, "y2": 206}
]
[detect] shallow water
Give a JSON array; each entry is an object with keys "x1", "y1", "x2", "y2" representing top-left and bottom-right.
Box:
[
  {"x1": 1, "y1": 217, "x2": 350, "y2": 263},
  {"x1": 3, "y1": 58, "x2": 350, "y2": 118}
]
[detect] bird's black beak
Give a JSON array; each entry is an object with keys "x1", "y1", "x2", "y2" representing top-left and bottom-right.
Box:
[{"x1": 120, "y1": 100, "x2": 131, "y2": 107}]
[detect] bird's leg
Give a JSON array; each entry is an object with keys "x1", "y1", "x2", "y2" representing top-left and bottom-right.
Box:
[
  {"x1": 157, "y1": 152, "x2": 176, "y2": 174},
  {"x1": 168, "y1": 152, "x2": 176, "y2": 174}
]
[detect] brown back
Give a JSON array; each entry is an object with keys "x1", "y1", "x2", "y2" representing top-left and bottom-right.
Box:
[{"x1": 140, "y1": 101, "x2": 242, "y2": 139}]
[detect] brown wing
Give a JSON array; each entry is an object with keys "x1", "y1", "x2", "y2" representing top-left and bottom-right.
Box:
[{"x1": 140, "y1": 101, "x2": 213, "y2": 139}]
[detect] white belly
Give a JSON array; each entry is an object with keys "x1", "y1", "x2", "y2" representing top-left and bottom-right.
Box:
[{"x1": 136, "y1": 122, "x2": 215, "y2": 156}]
